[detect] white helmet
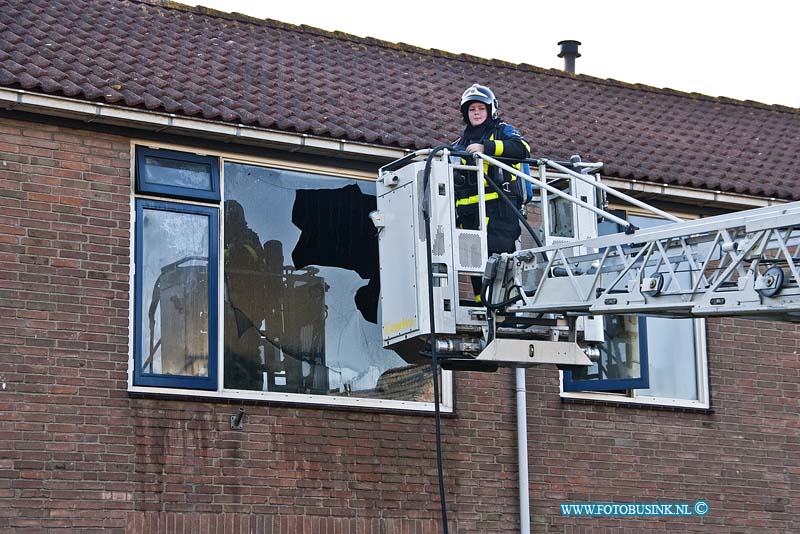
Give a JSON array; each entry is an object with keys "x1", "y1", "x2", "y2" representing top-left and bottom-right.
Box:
[{"x1": 460, "y1": 84, "x2": 498, "y2": 122}]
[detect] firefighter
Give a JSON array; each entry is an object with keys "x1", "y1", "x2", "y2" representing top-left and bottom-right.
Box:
[
  {"x1": 452, "y1": 84, "x2": 531, "y2": 299},
  {"x1": 223, "y1": 199, "x2": 265, "y2": 390},
  {"x1": 224, "y1": 200, "x2": 264, "y2": 271}
]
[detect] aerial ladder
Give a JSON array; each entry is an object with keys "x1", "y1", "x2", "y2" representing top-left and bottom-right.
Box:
[
  {"x1": 372, "y1": 148, "x2": 800, "y2": 370},
  {"x1": 373, "y1": 147, "x2": 800, "y2": 534}
]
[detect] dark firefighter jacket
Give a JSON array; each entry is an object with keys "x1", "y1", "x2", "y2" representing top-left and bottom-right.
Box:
[{"x1": 452, "y1": 118, "x2": 531, "y2": 253}]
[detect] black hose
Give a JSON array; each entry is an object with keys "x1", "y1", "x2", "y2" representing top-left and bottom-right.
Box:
[
  {"x1": 480, "y1": 278, "x2": 522, "y2": 310},
  {"x1": 419, "y1": 148, "x2": 547, "y2": 528},
  {"x1": 422, "y1": 146, "x2": 450, "y2": 533},
  {"x1": 450, "y1": 150, "x2": 545, "y2": 251},
  {"x1": 479, "y1": 164, "x2": 544, "y2": 252},
  {"x1": 474, "y1": 164, "x2": 545, "y2": 309}
]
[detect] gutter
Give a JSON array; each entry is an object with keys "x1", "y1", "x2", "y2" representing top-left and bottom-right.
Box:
[
  {"x1": 0, "y1": 87, "x2": 406, "y2": 161},
  {"x1": 602, "y1": 176, "x2": 785, "y2": 211}
]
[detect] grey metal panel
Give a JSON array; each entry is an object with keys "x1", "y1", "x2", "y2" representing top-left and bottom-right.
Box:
[
  {"x1": 477, "y1": 339, "x2": 592, "y2": 367},
  {"x1": 428, "y1": 160, "x2": 458, "y2": 334},
  {"x1": 455, "y1": 230, "x2": 485, "y2": 271},
  {"x1": 378, "y1": 182, "x2": 421, "y2": 343}
]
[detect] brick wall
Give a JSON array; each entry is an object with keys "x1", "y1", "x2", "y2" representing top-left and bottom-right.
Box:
[
  {"x1": 1, "y1": 118, "x2": 798, "y2": 533},
  {"x1": 518, "y1": 316, "x2": 800, "y2": 533},
  {"x1": 0, "y1": 117, "x2": 133, "y2": 532}
]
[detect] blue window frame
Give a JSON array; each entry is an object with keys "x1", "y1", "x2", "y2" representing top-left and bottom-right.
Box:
[
  {"x1": 135, "y1": 147, "x2": 220, "y2": 201},
  {"x1": 563, "y1": 317, "x2": 650, "y2": 391},
  {"x1": 563, "y1": 212, "x2": 702, "y2": 396},
  {"x1": 563, "y1": 210, "x2": 650, "y2": 392},
  {"x1": 133, "y1": 199, "x2": 219, "y2": 390}
]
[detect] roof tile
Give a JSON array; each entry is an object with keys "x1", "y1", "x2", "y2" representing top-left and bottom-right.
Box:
[{"x1": 1, "y1": 0, "x2": 798, "y2": 200}]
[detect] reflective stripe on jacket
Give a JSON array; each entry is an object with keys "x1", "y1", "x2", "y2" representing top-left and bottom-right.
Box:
[{"x1": 455, "y1": 125, "x2": 531, "y2": 207}]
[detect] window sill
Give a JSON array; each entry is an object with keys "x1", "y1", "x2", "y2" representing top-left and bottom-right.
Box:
[
  {"x1": 127, "y1": 384, "x2": 454, "y2": 414},
  {"x1": 560, "y1": 390, "x2": 711, "y2": 412}
]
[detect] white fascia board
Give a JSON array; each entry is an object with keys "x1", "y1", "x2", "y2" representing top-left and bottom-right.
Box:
[
  {"x1": 601, "y1": 176, "x2": 782, "y2": 210},
  {"x1": 300, "y1": 135, "x2": 341, "y2": 152},
  {"x1": 0, "y1": 87, "x2": 405, "y2": 160}
]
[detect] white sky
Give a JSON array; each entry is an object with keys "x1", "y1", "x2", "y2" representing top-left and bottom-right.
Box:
[{"x1": 194, "y1": 0, "x2": 799, "y2": 109}]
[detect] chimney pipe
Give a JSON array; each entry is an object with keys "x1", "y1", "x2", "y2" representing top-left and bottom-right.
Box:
[{"x1": 558, "y1": 40, "x2": 581, "y2": 74}]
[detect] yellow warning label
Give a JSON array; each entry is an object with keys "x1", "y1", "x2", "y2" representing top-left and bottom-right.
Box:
[{"x1": 383, "y1": 317, "x2": 415, "y2": 335}]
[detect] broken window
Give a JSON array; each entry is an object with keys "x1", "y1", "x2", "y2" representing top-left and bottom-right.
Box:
[
  {"x1": 222, "y1": 162, "x2": 435, "y2": 401},
  {"x1": 131, "y1": 146, "x2": 441, "y2": 407}
]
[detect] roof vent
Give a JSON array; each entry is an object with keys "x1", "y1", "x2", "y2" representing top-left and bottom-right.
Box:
[{"x1": 558, "y1": 40, "x2": 581, "y2": 74}]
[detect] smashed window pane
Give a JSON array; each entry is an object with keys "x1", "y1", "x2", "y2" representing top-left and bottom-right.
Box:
[
  {"x1": 140, "y1": 208, "x2": 210, "y2": 378},
  {"x1": 222, "y1": 163, "x2": 437, "y2": 401}
]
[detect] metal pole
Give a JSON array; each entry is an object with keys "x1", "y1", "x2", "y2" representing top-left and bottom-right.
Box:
[{"x1": 516, "y1": 368, "x2": 531, "y2": 534}]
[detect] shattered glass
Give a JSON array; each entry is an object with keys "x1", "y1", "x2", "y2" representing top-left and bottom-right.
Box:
[{"x1": 222, "y1": 163, "x2": 435, "y2": 401}]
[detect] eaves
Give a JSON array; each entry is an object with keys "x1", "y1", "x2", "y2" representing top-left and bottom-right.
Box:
[{"x1": 0, "y1": 87, "x2": 780, "y2": 211}]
